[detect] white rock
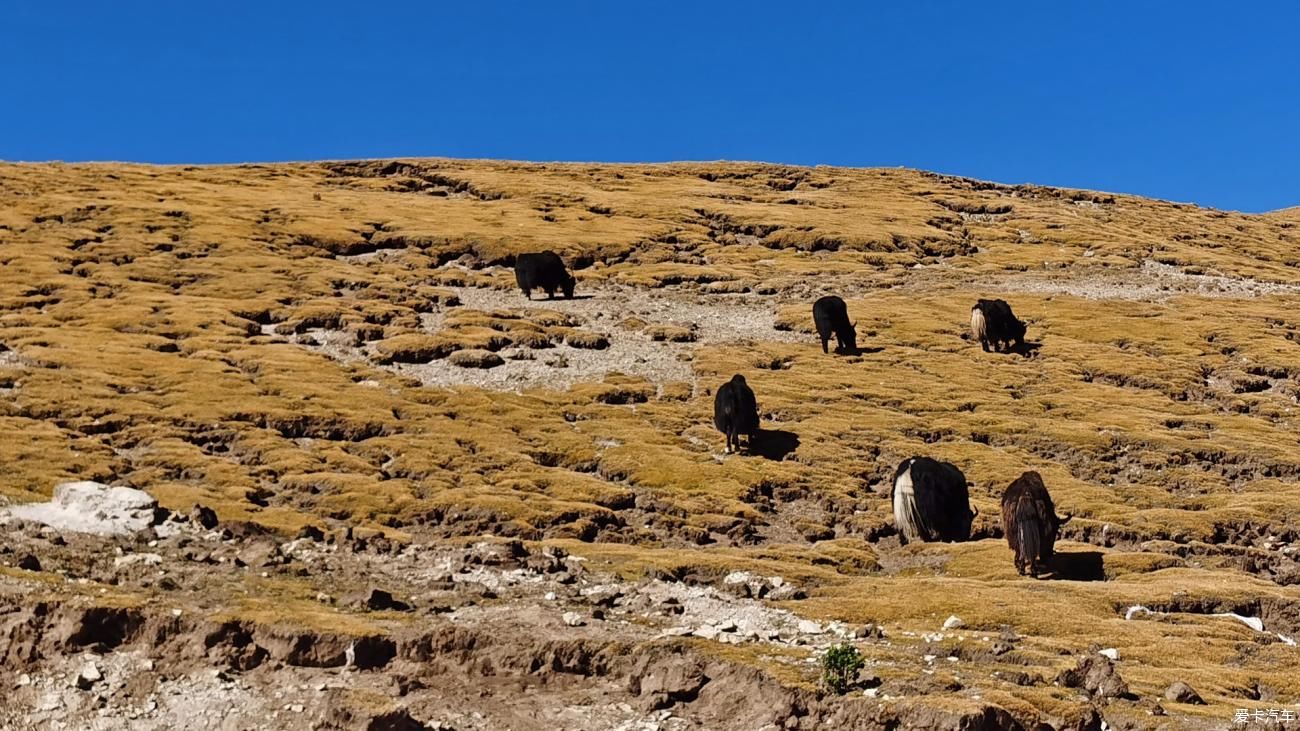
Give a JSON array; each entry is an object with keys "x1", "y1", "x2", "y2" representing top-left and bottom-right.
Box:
[
  {"x1": 112, "y1": 553, "x2": 163, "y2": 569},
  {"x1": 6, "y1": 481, "x2": 157, "y2": 536},
  {"x1": 289, "y1": 704, "x2": 304, "y2": 713},
  {"x1": 716, "y1": 620, "x2": 737, "y2": 633},
  {"x1": 1098, "y1": 648, "x2": 1120, "y2": 661},
  {"x1": 769, "y1": 576, "x2": 785, "y2": 588},
  {"x1": 722, "y1": 571, "x2": 753, "y2": 585},
  {"x1": 544, "y1": 592, "x2": 557, "y2": 601},
  {"x1": 562, "y1": 612, "x2": 586, "y2": 627},
  {"x1": 942, "y1": 615, "x2": 965, "y2": 630},
  {"x1": 693, "y1": 625, "x2": 721, "y2": 640},
  {"x1": 16, "y1": 673, "x2": 30, "y2": 687},
  {"x1": 797, "y1": 619, "x2": 824, "y2": 635}
]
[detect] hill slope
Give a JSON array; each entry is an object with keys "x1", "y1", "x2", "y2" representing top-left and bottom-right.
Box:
[{"x1": 2, "y1": 159, "x2": 1299, "y2": 729}]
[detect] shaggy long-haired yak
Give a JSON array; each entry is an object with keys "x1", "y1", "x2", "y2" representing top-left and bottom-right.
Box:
[{"x1": 1000, "y1": 471, "x2": 1070, "y2": 577}]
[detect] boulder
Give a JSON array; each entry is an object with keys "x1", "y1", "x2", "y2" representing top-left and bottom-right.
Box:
[{"x1": 6, "y1": 481, "x2": 156, "y2": 536}]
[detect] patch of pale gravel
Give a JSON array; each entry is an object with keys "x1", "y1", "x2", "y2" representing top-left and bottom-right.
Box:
[
  {"x1": 292, "y1": 283, "x2": 804, "y2": 393},
  {"x1": 975, "y1": 260, "x2": 1300, "y2": 301}
]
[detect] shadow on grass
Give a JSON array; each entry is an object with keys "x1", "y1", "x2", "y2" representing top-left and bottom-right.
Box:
[
  {"x1": 751, "y1": 429, "x2": 800, "y2": 461},
  {"x1": 1049, "y1": 550, "x2": 1105, "y2": 581}
]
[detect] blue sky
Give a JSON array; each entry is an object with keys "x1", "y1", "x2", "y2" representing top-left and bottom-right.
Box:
[{"x1": 3, "y1": 2, "x2": 1297, "y2": 212}]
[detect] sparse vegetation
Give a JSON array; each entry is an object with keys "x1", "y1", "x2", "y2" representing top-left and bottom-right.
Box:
[{"x1": 821, "y1": 642, "x2": 865, "y2": 695}]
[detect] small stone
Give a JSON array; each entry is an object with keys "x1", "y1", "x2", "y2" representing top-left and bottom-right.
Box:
[
  {"x1": 76, "y1": 663, "x2": 102, "y2": 690},
  {"x1": 562, "y1": 612, "x2": 586, "y2": 627},
  {"x1": 289, "y1": 704, "x2": 304, "y2": 713},
  {"x1": 16, "y1": 673, "x2": 31, "y2": 687},
  {"x1": 1164, "y1": 681, "x2": 1205, "y2": 705},
  {"x1": 796, "y1": 619, "x2": 824, "y2": 635},
  {"x1": 942, "y1": 615, "x2": 965, "y2": 630},
  {"x1": 1098, "y1": 647, "x2": 1120, "y2": 661},
  {"x1": 544, "y1": 592, "x2": 557, "y2": 601}
]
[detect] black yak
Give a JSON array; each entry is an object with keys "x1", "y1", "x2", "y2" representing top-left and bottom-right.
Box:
[
  {"x1": 514, "y1": 251, "x2": 576, "y2": 300},
  {"x1": 713, "y1": 374, "x2": 759, "y2": 454},
  {"x1": 812, "y1": 295, "x2": 857, "y2": 354},
  {"x1": 1000, "y1": 471, "x2": 1070, "y2": 577},
  {"x1": 891, "y1": 457, "x2": 977, "y2": 544},
  {"x1": 970, "y1": 299, "x2": 1026, "y2": 353}
]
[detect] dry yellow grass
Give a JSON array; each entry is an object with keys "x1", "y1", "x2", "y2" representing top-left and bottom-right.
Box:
[{"x1": 3, "y1": 158, "x2": 1300, "y2": 720}]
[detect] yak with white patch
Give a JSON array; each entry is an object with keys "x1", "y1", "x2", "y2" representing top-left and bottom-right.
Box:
[
  {"x1": 891, "y1": 457, "x2": 977, "y2": 544},
  {"x1": 514, "y1": 251, "x2": 576, "y2": 300},
  {"x1": 970, "y1": 299, "x2": 1026, "y2": 353},
  {"x1": 812, "y1": 295, "x2": 857, "y2": 354},
  {"x1": 713, "y1": 374, "x2": 759, "y2": 454},
  {"x1": 1000, "y1": 471, "x2": 1070, "y2": 577}
]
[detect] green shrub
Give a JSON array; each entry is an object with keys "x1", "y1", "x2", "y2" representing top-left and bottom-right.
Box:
[{"x1": 821, "y1": 642, "x2": 865, "y2": 695}]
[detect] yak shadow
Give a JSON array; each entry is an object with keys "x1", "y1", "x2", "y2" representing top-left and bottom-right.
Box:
[
  {"x1": 1007, "y1": 341, "x2": 1042, "y2": 358},
  {"x1": 750, "y1": 429, "x2": 800, "y2": 461},
  {"x1": 1048, "y1": 550, "x2": 1105, "y2": 581},
  {"x1": 837, "y1": 345, "x2": 884, "y2": 356}
]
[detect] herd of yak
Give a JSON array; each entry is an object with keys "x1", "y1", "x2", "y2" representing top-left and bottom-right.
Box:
[{"x1": 514, "y1": 251, "x2": 1069, "y2": 578}]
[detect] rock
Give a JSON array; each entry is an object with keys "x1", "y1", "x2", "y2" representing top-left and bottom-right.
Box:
[
  {"x1": 16, "y1": 554, "x2": 41, "y2": 572},
  {"x1": 715, "y1": 620, "x2": 738, "y2": 633},
  {"x1": 768, "y1": 584, "x2": 807, "y2": 601},
  {"x1": 855, "y1": 623, "x2": 886, "y2": 640},
  {"x1": 942, "y1": 615, "x2": 965, "y2": 630},
  {"x1": 467, "y1": 540, "x2": 526, "y2": 567},
  {"x1": 582, "y1": 586, "x2": 624, "y2": 608},
  {"x1": 632, "y1": 657, "x2": 708, "y2": 711},
  {"x1": 113, "y1": 553, "x2": 163, "y2": 569},
  {"x1": 1164, "y1": 681, "x2": 1205, "y2": 705},
  {"x1": 16, "y1": 673, "x2": 31, "y2": 687},
  {"x1": 990, "y1": 640, "x2": 1014, "y2": 656},
  {"x1": 191, "y1": 505, "x2": 219, "y2": 529},
  {"x1": 1056, "y1": 656, "x2": 1131, "y2": 699},
  {"x1": 796, "y1": 620, "x2": 824, "y2": 635},
  {"x1": 562, "y1": 612, "x2": 586, "y2": 627},
  {"x1": 692, "y1": 625, "x2": 721, "y2": 640},
  {"x1": 76, "y1": 662, "x2": 102, "y2": 690},
  {"x1": 1098, "y1": 647, "x2": 1120, "y2": 661},
  {"x1": 296, "y1": 525, "x2": 325, "y2": 542},
  {"x1": 347, "y1": 588, "x2": 412, "y2": 612},
  {"x1": 5, "y1": 481, "x2": 157, "y2": 536}
]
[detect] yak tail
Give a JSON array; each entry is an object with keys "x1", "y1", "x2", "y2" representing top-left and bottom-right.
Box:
[
  {"x1": 970, "y1": 307, "x2": 987, "y2": 343},
  {"x1": 893, "y1": 466, "x2": 932, "y2": 543},
  {"x1": 1015, "y1": 499, "x2": 1042, "y2": 571}
]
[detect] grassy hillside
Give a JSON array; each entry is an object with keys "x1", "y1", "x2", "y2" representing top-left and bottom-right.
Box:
[{"x1": 3, "y1": 159, "x2": 1300, "y2": 726}]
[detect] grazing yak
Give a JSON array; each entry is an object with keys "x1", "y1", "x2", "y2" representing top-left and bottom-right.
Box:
[
  {"x1": 1001, "y1": 471, "x2": 1070, "y2": 577},
  {"x1": 713, "y1": 374, "x2": 759, "y2": 454},
  {"x1": 514, "y1": 251, "x2": 576, "y2": 300},
  {"x1": 970, "y1": 299, "x2": 1026, "y2": 353},
  {"x1": 891, "y1": 457, "x2": 977, "y2": 544},
  {"x1": 812, "y1": 295, "x2": 857, "y2": 354}
]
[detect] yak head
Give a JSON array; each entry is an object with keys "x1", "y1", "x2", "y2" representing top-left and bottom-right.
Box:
[{"x1": 842, "y1": 321, "x2": 858, "y2": 354}]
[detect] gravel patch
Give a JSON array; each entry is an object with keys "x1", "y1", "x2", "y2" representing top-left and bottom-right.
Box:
[{"x1": 295, "y1": 284, "x2": 804, "y2": 393}]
